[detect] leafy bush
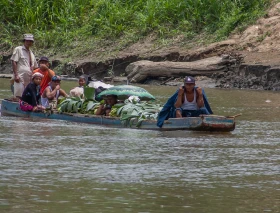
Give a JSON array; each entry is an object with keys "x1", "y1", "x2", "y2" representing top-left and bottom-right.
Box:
[{"x1": 0, "y1": 0, "x2": 271, "y2": 51}]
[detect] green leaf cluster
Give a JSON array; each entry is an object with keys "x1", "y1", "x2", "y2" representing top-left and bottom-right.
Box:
[
  {"x1": 116, "y1": 101, "x2": 163, "y2": 127},
  {"x1": 57, "y1": 97, "x2": 100, "y2": 114}
]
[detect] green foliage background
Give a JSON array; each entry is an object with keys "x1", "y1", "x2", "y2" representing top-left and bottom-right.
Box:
[{"x1": 0, "y1": 0, "x2": 272, "y2": 56}]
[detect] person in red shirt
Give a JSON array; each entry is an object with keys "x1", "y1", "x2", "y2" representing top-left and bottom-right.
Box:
[{"x1": 33, "y1": 56, "x2": 55, "y2": 94}]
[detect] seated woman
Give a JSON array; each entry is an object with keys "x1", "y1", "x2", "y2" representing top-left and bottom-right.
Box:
[
  {"x1": 95, "y1": 95, "x2": 118, "y2": 116},
  {"x1": 19, "y1": 72, "x2": 45, "y2": 112},
  {"x1": 41, "y1": 75, "x2": 68, "y2": 108}
]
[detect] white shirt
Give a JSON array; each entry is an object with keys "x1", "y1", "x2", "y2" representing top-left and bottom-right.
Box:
[{"x1": 181, "y1": 90, "x2": 199, "y2": 110}]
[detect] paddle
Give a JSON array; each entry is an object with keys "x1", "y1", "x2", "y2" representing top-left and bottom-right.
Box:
[
  {"x1": 200, "y1": 113, "x2": 242, "y2": 118},
  {"x1": 226, "y1": 113, "x2": 242, "y2": 118}
]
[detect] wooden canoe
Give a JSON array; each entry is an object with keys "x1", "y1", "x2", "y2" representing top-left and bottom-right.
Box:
[{"x1": 0, "y1": 99, "x2": 235, "y2": 132}]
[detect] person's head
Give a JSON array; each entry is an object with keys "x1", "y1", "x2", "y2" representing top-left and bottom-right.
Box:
[
  {"x1": 39, "y1": 56, "x2": 50, "y2": 70},
  {"x1": 105, "y1": 95, "x2": 118, "y2": 106},
  {"x1": 50, "y1": 75, "x2": 61, "y2": 88},
  {"x1": 184, "y1": 76, "x2": 196, "y2": 92},
  {"x1": 78, "y1": 76, "x2": 87, "y2": 87},
  {"x1": 32, "y1": 72, "x2": 44, "y2": 85},
  {"x1": 22, "y1": 34, "x2": 34, "y2": 49}
]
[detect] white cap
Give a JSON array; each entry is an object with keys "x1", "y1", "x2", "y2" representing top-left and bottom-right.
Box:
[{"x1": 23, "y1": 34, "x2": 34, "y2": 42}]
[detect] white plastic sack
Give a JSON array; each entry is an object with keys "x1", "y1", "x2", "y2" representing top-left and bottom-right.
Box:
[
  {"x1": 88, "y1": 81, "x2": 114, "y2": 89},
  {"x1": 70, "y1": 87, "x2": 84, "y2": 97}
]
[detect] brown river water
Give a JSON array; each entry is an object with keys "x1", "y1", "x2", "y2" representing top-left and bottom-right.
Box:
[{"x1": 0, "y1": 78, "x2": 279, "y2": 213}]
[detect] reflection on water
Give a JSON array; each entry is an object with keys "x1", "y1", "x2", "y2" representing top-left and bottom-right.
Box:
[{"x1": 0, "y1": 79, "x2": 280, "y2": 213}]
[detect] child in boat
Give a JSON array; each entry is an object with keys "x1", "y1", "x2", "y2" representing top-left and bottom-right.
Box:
[
  {"x1": 41, "y1": 75, "x2": 68, "y2": 108},
  {"x1": 19, "y1": 72, "x2": 45, "y2": 112},
  {"x1": 78, "y1": 75, "x2": 87, "y2": 87}
]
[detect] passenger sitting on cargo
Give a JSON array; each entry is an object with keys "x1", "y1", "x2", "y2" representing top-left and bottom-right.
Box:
[
  {"x1": 41, "y1": 75, "x2": 68, "y2": 108},
  {"x1": 19, "y1": 72, "x2": 45, "y2": 112},
  {"x1": 174, "y1": 76, "x2": 210, "y2": 118},
  {"x1": 95, "y1": 95, "x2": 118, "y2": 116}
]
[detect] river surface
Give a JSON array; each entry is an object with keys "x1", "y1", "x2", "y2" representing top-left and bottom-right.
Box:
[{"x1": 0, "y1": 78, "x2": 279, "y2": 213}]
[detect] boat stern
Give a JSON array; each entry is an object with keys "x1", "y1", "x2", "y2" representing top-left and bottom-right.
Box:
[{"x1": 200, "y1": 115, "x2": 235, "y2": 131}]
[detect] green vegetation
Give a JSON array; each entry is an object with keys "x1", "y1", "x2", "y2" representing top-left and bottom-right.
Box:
[{"x1": 0, "y1": 0, "x2": 272, "y2": 58}]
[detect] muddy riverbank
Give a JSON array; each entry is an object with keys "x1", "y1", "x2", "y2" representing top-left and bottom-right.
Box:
[{"x1": 2, "y1": 52, "x2": 280, "y2": 90}]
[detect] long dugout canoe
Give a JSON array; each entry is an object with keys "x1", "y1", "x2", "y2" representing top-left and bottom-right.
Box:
[{"x1": 0, "y1": 99, "x2": 235, "y2": 132}]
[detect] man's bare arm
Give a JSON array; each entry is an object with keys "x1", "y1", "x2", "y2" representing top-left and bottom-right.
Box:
[
  {"x1": 46, "y1": 86, "x2": 59, "y2": 99},
  {"x1": 196, "y1": 87, "x2": 204, "y2": 108},
  {"x1": 174, "y1": 86, "x2": 185, "y2": 118},
  {"x1": 174, "y1": 86, "x2": 184, "y2": 108}
]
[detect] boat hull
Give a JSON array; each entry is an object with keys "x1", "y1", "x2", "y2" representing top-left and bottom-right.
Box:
[{"x1": 0, "y1": 99, "x2": 235, "y2": 131}]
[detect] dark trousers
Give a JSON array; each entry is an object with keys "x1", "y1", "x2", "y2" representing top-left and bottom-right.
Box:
[{"x1": 180, "y1": 108, "x2": 208, "y2": 117}]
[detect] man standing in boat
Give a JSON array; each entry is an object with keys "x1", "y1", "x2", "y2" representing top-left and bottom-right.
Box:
[
  {"x1": 10, "y1": 34, "x2": 38, "y2": 98},
  {"x1": 157, "y1": 76, "x2": 213, "y2": 127},
  {"x1": 174, "y1": 76, "x2": 206, "y2": 117}
]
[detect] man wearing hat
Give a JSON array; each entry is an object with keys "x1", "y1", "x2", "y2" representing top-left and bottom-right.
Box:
[
  {"x1": 10, "y1": 34, "x2": 38, "y2": 98},
  {"x1": 33, "y1": 56, "x2": 55, "y2": 94},
  {"x1": 174, "y1": 76, "x2": 206, "y2": 118},
  {"x1": 156, "y1": 76, "x2": 213, "y2": 127},
  {"x1": 41, "y1": 75, "x2": 68, "y2": 108}
]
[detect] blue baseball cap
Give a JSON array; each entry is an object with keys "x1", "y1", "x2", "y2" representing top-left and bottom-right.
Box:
[{"x1": 51, "y1": 75, "x2": 61, "y2": 81}]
